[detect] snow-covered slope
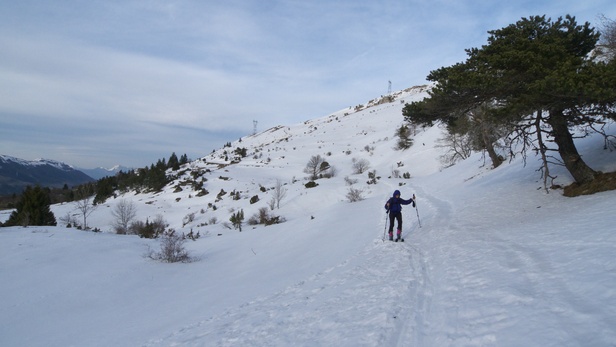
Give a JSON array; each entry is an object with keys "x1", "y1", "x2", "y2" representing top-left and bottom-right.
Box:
[{"x1": 1, "y1": 85, "x2": 615, "y2": 347}]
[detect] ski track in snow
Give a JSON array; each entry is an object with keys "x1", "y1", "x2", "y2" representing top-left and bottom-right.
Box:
[
  {"x1": 143, "y1": 178, "x2": 435, "y2": 347},
  {"x1": 145, "y1": 240, "x2": 417, "y2": 347},
  {"x1": 408, "y1": 171, "x2": 616, "y2": 347}
]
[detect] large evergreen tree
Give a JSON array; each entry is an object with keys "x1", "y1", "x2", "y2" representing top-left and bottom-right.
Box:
[
  {"x1": 5, "y1": 186, "x2": 56, "y2": 226},
  {"x1": 404, "y1": 15, "x2": 616, "y2": 184}
]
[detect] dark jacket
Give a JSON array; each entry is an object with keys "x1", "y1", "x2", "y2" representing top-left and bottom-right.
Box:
[{"x1": 385, "y1": 190, "x2": 415, "y2": 213}]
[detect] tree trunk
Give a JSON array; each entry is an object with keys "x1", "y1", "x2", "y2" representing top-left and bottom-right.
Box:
[
  {"x1": 486, "y1": 142, "x2": 502, "y2": 168},
  {"x1": 546, "y1": 109, "x2": 597, "y2": 184},
  {"x1": 481, "y1": 125, "x2": 503, "y2": 168}
]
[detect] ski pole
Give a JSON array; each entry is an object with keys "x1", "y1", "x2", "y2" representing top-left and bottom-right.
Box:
[
  {"x1": 413, "y1": 194, "x2": 422, "y2": 228},
  {"x1": 383, "y1": 211, "x2": 389, "y2": 242}
]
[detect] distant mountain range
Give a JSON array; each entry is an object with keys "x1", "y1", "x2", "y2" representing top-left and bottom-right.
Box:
[
  {"x1": 0, "y1": 155, "x2": 128, "y2": 196},
  {"x1": 77, "y1": 165, "x2": 132, "y2": 180}
]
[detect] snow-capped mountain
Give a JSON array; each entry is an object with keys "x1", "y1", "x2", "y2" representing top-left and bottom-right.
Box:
[
  {"x1": 0, "y1": 155, "x2": 94, "y2": 195},
  {"x1": 77, "y1": 165, "x2": 132, "y2": 180}
]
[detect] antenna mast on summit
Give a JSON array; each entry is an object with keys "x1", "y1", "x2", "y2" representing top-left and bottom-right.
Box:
[
  {"x1": 253, "y1": 120, "x2": 258, "y2": 135},
  {"x1": 388, "y1": 80, "x2": 392, "y2": 95}
]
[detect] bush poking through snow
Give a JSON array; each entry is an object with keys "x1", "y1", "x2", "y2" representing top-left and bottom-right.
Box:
[
  {"x1": 346, "y1": 188, "x2": 365, "y2": 202},
  {"x1": 344, "y1": 176, "x2": 358, "y2": 186},
  {"x1": 248, "y1": 207, "x2": 286, "y2": 226},
  {"x1": 230, "y1": 209, "x2": 244, "y2": 231},
  {"x1": 182, "y1": 212, "x2": 196, "y2": 227},
  {"x1": 304, "y1": 155, "x2": 330, "y2": 180},
  {"x1": 367, "y1": 170, "x2": 380, "y2": 184},
  {"x1": 305, "y1": 181, "x2": 318, "y2": 188},
  {"x1": 132, "y1": 214, "x2": 167, "y2": 238},
  {"x1": 146, "y1": 229, "x2": 193, "y2": 263},
  {"x1": 395, "y1": 124, "x2": 413, "y2": 150},
  {"x1": 352, "y1": 158, "x2": 370, "y2": 174},
  {"x1": 250, "y1": 195, "x2": 259, "y2": 204}
]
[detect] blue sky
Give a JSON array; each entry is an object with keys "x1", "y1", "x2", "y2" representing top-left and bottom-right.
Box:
[{"x1": 1, "y1": 0, "x2": 615, "y2": 169}]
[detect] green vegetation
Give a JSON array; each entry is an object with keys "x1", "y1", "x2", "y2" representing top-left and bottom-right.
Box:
[
  {"x1": 4, "y1": 186, "x2": 56, "y2": 226},
  {"x1": 404, "y1": 15, "x2": 616, "y2": 187}
]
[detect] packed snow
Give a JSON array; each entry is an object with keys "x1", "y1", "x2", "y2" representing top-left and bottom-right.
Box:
[{"x1": 1, "y1": 86, "x2": 615, "y2": 347}]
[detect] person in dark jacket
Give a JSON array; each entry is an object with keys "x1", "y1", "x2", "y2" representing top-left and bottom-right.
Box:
[{"x1": 384, "y1": 190, "x2": 415, "y2": 241}]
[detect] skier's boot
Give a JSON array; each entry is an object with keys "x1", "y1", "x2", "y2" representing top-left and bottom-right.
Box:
[
  {"x1": 396, "y1": 229, "x2": 402, "y2": 242},
  {"x1": 389, "y1": 231, "x2": 393, "y2": 241}
]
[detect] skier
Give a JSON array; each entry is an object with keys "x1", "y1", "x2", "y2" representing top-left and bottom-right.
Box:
[{"x1": 384, "y1": 190, "x2": 415, "y2": 241}]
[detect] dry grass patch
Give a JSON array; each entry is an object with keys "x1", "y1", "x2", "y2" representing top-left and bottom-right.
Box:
[{"x1": 563, "y1": 171, "x2": 616, "y2": 197}]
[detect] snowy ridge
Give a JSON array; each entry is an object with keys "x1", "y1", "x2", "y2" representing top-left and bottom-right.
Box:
[
  {"x1": 0, "y1": 154, "x2": 95, "y2": 195},
  {"x1": 1, "y1": 84, "x2": 616, "y2": 347},
  {"x1": 0, "y1": 154, "x2": 74, "y2": 171}
]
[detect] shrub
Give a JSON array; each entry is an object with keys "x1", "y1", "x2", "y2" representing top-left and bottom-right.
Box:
[
  {"x1": 395, "y1": 125, "x2": 413, "y2": 150},
  {"x1": 229, "y1": 209, "x2": 244, "y2": 231},
  {"x1": 352, "y1": 158, "x2": 370, "y2": 174},
  {"x1": 182, "y1": 212, "x2": 196, "y2": 227},
  {"x1": 248, "y1": 207, "x2": 285, "y2": 226},
  {"x1": 344, "y1": 176, "x2": 358, "y2": 186},
  {"x1": 346, "y1": 188, "x2": 365, "y2": 202},
  {"x1": 305, "y1": 181, "x2": 318, "y2": 188},
  {"x1": 146, "y1": 229, "x2": 193, "y2": 263},
  {"x1": 322, "y1": 165, "x2": 337, "y2": 178},
  {"x1": 304, "y1": 155, "x2": 330, "y2": 180},
  {"x1": 228, "y1": 190, "x2": 241, "y2": 200},
  {"x1": 132, "y1": 214, "x2": 167, "y2": 238},
  {"x1": 234, "y1": 147, "x2": 247, "y2": 158},
  {"x1": 250, "y1": 195, "x2": 259, "y2": 204},
  {"x1": 196, "y1": 189, "x2": 209, "y2": 197},
  {"x1": 185, "y1": 229, "x2": 201, "y2": 240},
  {"x1": 59, "y1": 211, "x2": 78, "y2": 228},
  {"x1": 367, "y1": 170, "x2": 380, "y2": 184}
]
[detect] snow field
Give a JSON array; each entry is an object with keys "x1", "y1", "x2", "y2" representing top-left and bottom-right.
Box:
[{"x1": 1, "y1": 86, "x2": 616, "y2": 346}]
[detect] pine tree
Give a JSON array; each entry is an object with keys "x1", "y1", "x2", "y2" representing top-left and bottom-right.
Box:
[
  {"x1": 404, "y1": 15, "x2": 616, "y2": 183},
  {"x1": 395, "y1": 125, "x2": 413, "y2": 150},
  {"x1": 179, "y1": 154, "x2": 189, "y2": 165},
  {"x1": 5, "y1": 186, "x2": 56, "y2": 226},
  {"x1": 94, "y1": 176, "x2": 116, "y2": 204},
  {"x1": 168, "y1": 152, "x2": 180, "y2": 171}
]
